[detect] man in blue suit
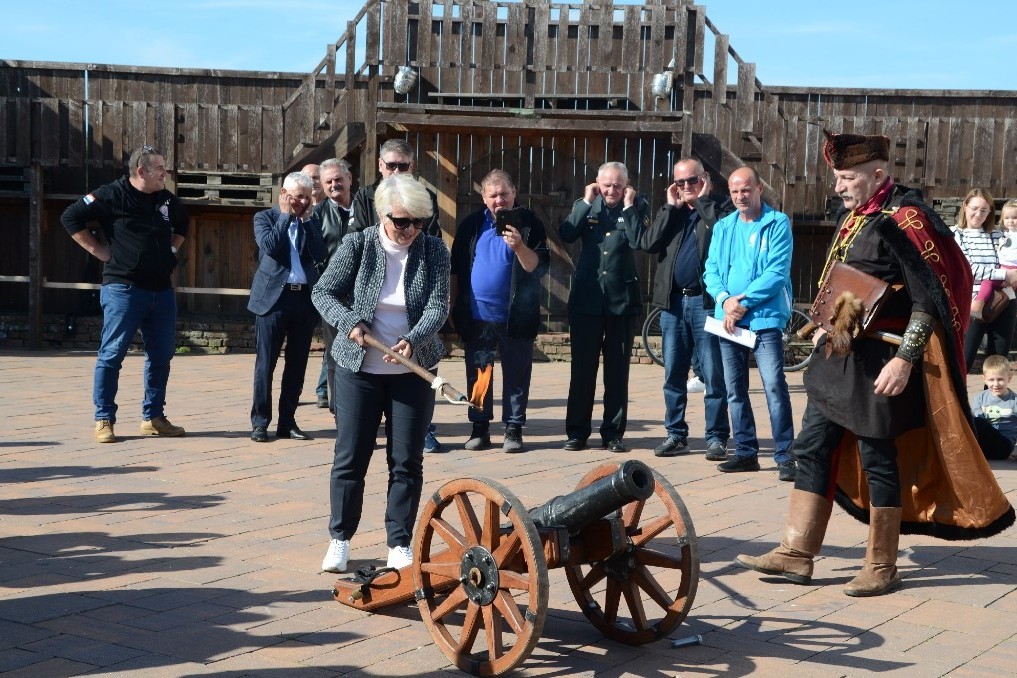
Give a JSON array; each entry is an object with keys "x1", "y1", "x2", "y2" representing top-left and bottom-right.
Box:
[{"x1": 249, "y1": 172, "x2": 328, "y2": 442}]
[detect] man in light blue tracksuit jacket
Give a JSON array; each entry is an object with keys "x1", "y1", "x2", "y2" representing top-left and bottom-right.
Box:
[{"x1": 704, "y1": 166, "x2": 796, "y2": 481}]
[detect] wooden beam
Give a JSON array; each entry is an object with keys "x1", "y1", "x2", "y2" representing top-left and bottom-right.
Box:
[{"x1": 28, "y1": 163, "x2": 42, "y2": 348}]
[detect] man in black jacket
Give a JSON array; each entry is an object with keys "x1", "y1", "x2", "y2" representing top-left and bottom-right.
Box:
[
  {"x1": 450, "y1": 170, "x2": 549, "y2": 452},
  {"x1": 639, "y1": 158, "x2": 732, "y2": 460},
  {"x1": 61, "y1": 144, "x2": 188, "y2": 443},
  {"x1": 248, "y1": 172, "x2": 328, "y2": 443},
  {"x1": 560, "y1": 161, "x2": 649, "y2": 453}
]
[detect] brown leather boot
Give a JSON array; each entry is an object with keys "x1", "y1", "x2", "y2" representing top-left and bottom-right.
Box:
[
  {"x1": 736, "y1": 489, "x2": 833, "y2": 584},
  {"x1": 844, "y1": 506, "x2": 903, "y2": 597}
]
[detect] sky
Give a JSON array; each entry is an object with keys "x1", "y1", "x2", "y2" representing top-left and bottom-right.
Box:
[{"x1": 2, "y1": 0, "x2": 1014, "y2": 91}]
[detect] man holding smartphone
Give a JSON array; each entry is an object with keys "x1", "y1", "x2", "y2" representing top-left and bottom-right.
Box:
[{"x1": 450, "y1": 170, "x2": 549, "y2": 452}]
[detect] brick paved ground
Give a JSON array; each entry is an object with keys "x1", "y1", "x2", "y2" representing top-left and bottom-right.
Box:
[{"x1": 2, "y1": 349, "x2": 1017, "y2": 677}]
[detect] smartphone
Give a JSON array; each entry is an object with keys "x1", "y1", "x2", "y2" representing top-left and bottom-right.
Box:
[{"x1": 495, "y1": 207, "x2": 522, "y2": 235}]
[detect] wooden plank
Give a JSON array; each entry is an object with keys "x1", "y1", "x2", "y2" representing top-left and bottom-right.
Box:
[
  {"x1": 130, "y1": 101, "x2": 148, "y2": 158},
  {"x1": 65, "y1": 98, "x2": 84, "y2": 165},
  {"x1": 576, "y1": 2, "x2": 593, "y2": 93},
  {"x1": 553, "y1": 2, "x2": 574, "y2": 95},
  {"x1": 620, "y1": 5, "x2": 641, "y2": 74},
  {"x1": 157, "y1": 103, "x2": 175, "y2": 168},
  {"x1": 903, "y1": 117, "x2": 924, "y2": 186},
  {"x1": 36, "y1": 98, "x2": 59, "y2": 165},
  {"x1": 925, "y1": 117, "x2": 941, "y2": 189},
  {"x1": 15, "y1": 97, "x2": 31, "y2": 165},
  {"x1": 973, "y1": 116, "x2": 994, "y2": 188},
  {"x1": 477, "y1": 1, "x2": 497, "y2": 93},
  {"x1": 691, "y1": 4, "x2": 705, "y2": 76},
  {"x1": 177, "y1": 102, "x2": 197, "y2": 170},
  {"x1": 263, "y1": 106, "x2": 283, "y2": 172},
  {"x1": 221, "y1": 105, "x2": 239, "y2": 171},
  {"x1": 383, "y1": 0, "x2": 407, "y2": 66},
  {"x1": 531, "y1": 0, "x2": 550, "y2": 75},
  {"x1": 505, "y1": 3, "x2": 525, "y2": 94},
  {"x1": 713, "y1": 34, "x2": 728, "y2": 109},
  {"x1": 1001, "y1": 116, "x2": 1017, "y2": 192},
  {"x1": 366, "y1": 2, "x2": 382, "y2": 67},
  {"x1": 416, "y1": 0, "x2": 434, "y2": 67},
  {"x1": 435, "y1": 131, "x2": 458, "y2": 242},
  {"x1": 736, "y1": 62, "x2": 756, "y2": 134}
]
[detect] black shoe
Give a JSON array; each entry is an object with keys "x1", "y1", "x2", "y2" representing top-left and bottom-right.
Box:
[
  {"x1": 777, "y1": 460, "x2": 797, "y2": 482},
  {"x1": 251, "y1": 426, "x2": 268, "y2": 443},
  {"x1": 316, "y1": 394, "x2": 330, "y2": 409},
  {"x1": 604, "y1": 438, "x2": 627, "y2": 453},
  {"x1": 277, "y1": 425, "x2": 312, "y2": 440},
  {"x1": 718, "y1": 455, "x2": 761, "y2": 473},
  {"x1": 653, "y1": 435, "x2": 688, "y2": 457},
  {"x1": 705, "y1": 441, "x2": 728, "y2": 461},
  {"x1": 503, "y1": 424, "x2": 524, "y2": 453},
  {"x1": 563, "y1": 437, "x2": 588, "y2": 451},
  {"x1": 464, "y1": 423, "x2": 492, "y2": 451}
]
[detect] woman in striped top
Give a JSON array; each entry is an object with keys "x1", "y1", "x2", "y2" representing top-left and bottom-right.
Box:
[{"x1": 953, "y1": 188, "x2": 1017, "y2": 369}]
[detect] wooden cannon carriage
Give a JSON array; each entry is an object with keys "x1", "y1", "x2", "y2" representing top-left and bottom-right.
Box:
[{"x1": 332, "y1": 460, "x2": 699, "y2": 676}]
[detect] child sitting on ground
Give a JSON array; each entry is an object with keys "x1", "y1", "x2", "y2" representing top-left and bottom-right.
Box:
[
  {"x1": 971, "y1": 200, "x2": 1017, "y2": 320},
  {"x1": 971, "y1": 354, "x2": 1017, "y2": 460}
]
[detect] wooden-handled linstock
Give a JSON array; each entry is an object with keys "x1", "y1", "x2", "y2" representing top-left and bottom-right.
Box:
[{"x1": 360, "y1": 333, "x2": 473, "y2": 406}]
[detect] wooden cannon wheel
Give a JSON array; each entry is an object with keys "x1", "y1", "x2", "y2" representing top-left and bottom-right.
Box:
[
  {"x1": 564, "y1": 463, "x2": 699, "y2": 645},
  {"x1": 413, "y1": 477, "x2": 549, "y2": 677}
]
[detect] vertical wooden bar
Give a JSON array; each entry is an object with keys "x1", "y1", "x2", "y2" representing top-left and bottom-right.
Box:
[
  {"x1": 736, "y1": 62, "x2": 755, "y2": 133},
  {"x1": 28, "y1": 163, "x2": 42, "y2": 349}
]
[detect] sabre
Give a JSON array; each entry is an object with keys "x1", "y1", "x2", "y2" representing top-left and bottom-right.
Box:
[{"x1": 360, "y1": 333, "x2": 479, "y2": 408}]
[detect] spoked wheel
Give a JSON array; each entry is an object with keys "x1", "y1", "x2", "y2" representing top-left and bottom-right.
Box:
[
  {"x1": 641, "y1": 306, "x2": 665, "y2": 367},
  {"x1": 564, "y1": 463, "x2": 699, "y2": 645},
  {"x1": 414, "y1": 477, "x2": 548, "y2": 677},
  {"x1": 782, "y1": 308, "x2": 814, "y2": 372}
]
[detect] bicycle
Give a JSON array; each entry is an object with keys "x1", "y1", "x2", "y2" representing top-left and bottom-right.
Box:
[{"x1": 640, "y1": 306, "x2": 813, "y2": 372}]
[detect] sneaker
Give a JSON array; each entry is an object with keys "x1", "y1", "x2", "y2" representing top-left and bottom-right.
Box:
[
  {"x1": 718, "y1": 455, "x2": 761, "y2": 473},
  {"x1": 464, "y1": 424, "x2": 491, "y2": 451},
  {"x1": 653, "y1": 435, "x2": 688, "y2": 457},
  {"x1": 316, "y1": 394, "x2": 330, "y2": 408},
  {"x1": 777, "y1": 460, "x2": 797, "y2": 482},
  {"x1": 686, "y1": 376, "x2": 705, "y2": 393},
  {"x1": 423, "y1": 430, "x2": 443, "y2": 454},
  {"x1": 503, "y1": 424, "x2": 524, "y2": 453},
  {"x1": 95, "y1": 419, "x2": 116, "y2": 443},
  {"x1": 321, "y1": 539, "x2": 350, "y2": 573},
  {"x1": 705, "y1": 441, "x2": 728, "y2": 461},
  {"x1": 387, "y1": 545, "x2": 413, "y2": 569},
  {"x1": 139, "y1": 416, "x2": 185, "y2": 437}
]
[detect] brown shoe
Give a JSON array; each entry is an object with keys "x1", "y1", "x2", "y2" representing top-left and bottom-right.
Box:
[
  {"x1": 844, "y1": 506, "x2": 903, "y2": 597},
  {"x1": 735, "y1": 489, "x2": 833, "y2": 584},
  {"x1": 95, "y1": 419, "x2": 116, "y2": 443},
  {"x1": 140, "y1": 416, "x2": 185, "y2": 437}
]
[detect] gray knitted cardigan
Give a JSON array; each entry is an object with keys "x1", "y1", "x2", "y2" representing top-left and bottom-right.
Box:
[{"x1": 311, "y1": 225, "x2": 450, "y2": 371}]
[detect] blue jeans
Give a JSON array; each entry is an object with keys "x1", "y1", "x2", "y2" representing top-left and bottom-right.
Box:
[
  {"x1": 94, "y1": 283, "x2": 177, "y2": 423},
  {"x1": 717, "y1": 328, "x2": 794, "y2": 463},
  {"x1": 659, "y1": 296, "x2": 729, "y2": 444},
  {"x1": 464, "y1": 320, "x2": 534, "y2": 427}
]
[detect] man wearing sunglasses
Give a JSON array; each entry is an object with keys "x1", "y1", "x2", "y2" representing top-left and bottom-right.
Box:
[
  {"x1": 350, "y1": 138, "x2": 445, "y2": 452},
  {"x1": 350, "y1": 139, "x2": 441, "y2": 239},
  {"x1": 638, "y1": 158, "x2": 733, "y2": 461}
]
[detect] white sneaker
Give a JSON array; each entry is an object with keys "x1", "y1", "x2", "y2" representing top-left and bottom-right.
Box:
[
  {"x1": 321, "y1": 539, "x2": 350, "y2": 573},
  {"x1": 686, "y1": 376, "x2": 705, "y2": 393},
  {"x1": 387, "y1": 545, "x2": 413, "y2": 569}
]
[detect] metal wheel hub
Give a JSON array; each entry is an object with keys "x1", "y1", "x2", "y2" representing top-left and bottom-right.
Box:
[
  {"x1": 460, "y1": 545, "x2": 500, "y2": 605},
  {"x1": 602, "y1": 543, "x2": 637, "y2": 581}
]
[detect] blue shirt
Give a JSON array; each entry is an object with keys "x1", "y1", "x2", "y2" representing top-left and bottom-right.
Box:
[
  {"x1": 470, "y1": 213, "x2": 514, "y2": 322},
  {"x1": 287, "y1": 218, "x2": 308, "y2": 284}
]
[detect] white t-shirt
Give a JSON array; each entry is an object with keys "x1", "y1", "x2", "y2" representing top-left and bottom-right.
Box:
[{"x1": 361, "y1": 228, "x2": 412, "y2": 375}]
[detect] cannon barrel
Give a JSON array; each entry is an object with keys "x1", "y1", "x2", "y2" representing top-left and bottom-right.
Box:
[{"x1": 528, "y1": 460, "x2": 655, "y2": 533}]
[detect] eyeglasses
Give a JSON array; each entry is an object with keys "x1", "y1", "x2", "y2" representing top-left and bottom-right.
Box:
[
  {"x1": 386, "y1": 213, "x2": 426, "y2": 230},
  {"x1": 383, "y1": 161, "x2": 411, "y2": 172},
  {"x1": 674, "y1": 176, "x2": 701, "y2": 188}
]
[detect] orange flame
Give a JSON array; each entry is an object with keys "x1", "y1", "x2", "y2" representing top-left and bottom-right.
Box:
[{"x1": 469, "y1": 364, "x2": 493, "y2": 410}]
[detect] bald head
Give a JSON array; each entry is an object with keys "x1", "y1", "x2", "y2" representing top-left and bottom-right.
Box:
[{"x1": 301, "y1": 164, "x2": 325, "y2": 205}]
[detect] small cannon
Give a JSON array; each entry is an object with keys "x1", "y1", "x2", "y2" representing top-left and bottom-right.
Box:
[{"x1": 332, "y1": 461, "x2": 699, "y2": 676}]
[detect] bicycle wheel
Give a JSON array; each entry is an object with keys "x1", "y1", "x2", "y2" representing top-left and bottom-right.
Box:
[
  {"x1": 782, "y1": 308, "x2": 813, "y2": 372},
  {"x1": 641, "y1": 307, "x2": 665, "y2": 367}
]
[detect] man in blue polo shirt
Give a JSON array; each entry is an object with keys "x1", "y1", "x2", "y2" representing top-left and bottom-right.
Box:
[{"x1": 450, "y1": 170, "x2": 549, "y2": 452}]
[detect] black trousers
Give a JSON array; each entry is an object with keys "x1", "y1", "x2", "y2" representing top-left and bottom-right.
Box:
[
  {"x1": 565, "y1": 311, "x2": 636, "y2": 442},
  {"x1": 974, "y1": 417, "x2": 1015, "y2": 460},
  {"x1": 794, "y1": 400, "x2": 902, "y2": 507},
  {"x1": 251, "y1": 289, "x2": 318, "y2": 430},
  {"x1": 964, "y1": 300, "x2": 1017, "y2": 369},
  {"x1": 329, "y1": 367, "x2": 434, "y2": 547}
]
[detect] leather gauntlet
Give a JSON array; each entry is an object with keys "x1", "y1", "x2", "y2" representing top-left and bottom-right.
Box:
[{"x1": 896, "y1": 312, "x2": 934, "y2": 364}]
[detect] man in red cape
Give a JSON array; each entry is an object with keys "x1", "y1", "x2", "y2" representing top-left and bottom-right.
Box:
[{"x1": 735, "y1": 131, "x2": 1014, "y2": 597}]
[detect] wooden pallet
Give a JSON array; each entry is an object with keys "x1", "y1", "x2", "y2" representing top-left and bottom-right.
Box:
[{"x1": 175, "y1": 171, "x2": 274, "y2": 205}]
